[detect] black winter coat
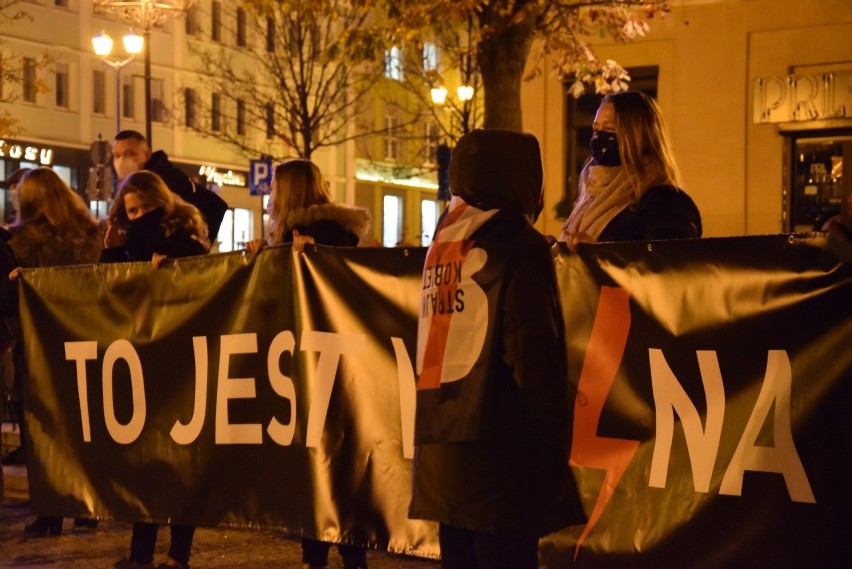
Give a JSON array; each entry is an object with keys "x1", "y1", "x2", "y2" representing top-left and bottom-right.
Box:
[
  {"x1": 598, "y1": 184, "x2": 702, "y2": 242},
  {"x1": 145, "y1": 150, "x2": 228, "y2": 242},
  {"x1": 410, "y1": 130, "x2": 585, "y2": 538},
  {"x1": 283, "y1": 202, "x2": 370, "y2": 247},
  {"x1": 100, "y1": 208, "x2": 208, "y2": 263}
]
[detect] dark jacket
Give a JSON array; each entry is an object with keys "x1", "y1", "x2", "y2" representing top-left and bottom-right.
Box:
[
  {"x1": 100, "y1": 208, "x2": 208, "y2": 263},
  {"x1": 410, "y1": 129, "x2": 584, "y2": 538},
  {"x1": 145, "y1": 150, "x2": 228, "y2": 242},
  {"x1": 284, "y1": 203, "x2": 370, "y2": 247},
  {"x1": 599, "y1": 184, "x2": 702, "y2": 242}
]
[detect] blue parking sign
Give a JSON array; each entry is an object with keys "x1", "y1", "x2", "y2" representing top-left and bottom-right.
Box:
[{"x1": 249, "y1": 159, "x2": 273, "y2": 195}]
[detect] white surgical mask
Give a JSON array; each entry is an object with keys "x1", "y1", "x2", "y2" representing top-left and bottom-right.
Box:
[{"x1": 113, "y1": 157, "x2": 141, "y2": 180}]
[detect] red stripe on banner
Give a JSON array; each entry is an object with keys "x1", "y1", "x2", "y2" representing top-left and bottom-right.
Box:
[{"x1": 569, "y1": 286, "x2": 639, "y2": 559}]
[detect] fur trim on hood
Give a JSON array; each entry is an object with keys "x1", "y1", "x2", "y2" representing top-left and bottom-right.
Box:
[
  {"x1": 9, "y1": 222, "x2": 102, "y2": 268},
  {"x1": 286, "y1": 203, "x2": 371, "y2": 240}
]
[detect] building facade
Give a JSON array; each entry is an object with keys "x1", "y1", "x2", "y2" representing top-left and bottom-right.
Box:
[{"x1": 1, "y1": 0, "x2": 850, "y2": 244}]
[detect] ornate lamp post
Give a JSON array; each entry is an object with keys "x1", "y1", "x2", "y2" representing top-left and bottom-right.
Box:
[
  {"x1": 94, "y1": 1, "x2": 195, "y2": 145},
  {"x1": 92, "y1": 29, "x2": 143, "y2": 135}
]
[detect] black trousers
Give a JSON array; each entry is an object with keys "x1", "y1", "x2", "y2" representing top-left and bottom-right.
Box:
[
  {"x1": 438, "y1": 523, "x2": 538, "y2": 569},
  {"x1": 301, "y1": 537, "x2": 367, "y2": 568},
  {"x1": 130, "y1": 522, "x2": 196, "y2": 565}
]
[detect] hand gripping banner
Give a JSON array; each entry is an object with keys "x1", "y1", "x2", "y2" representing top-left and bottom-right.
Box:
[{"x1": 16, "y1": 235, "x2": 852, "y2": 566}]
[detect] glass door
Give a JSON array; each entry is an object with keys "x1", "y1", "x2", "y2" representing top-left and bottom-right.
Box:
[{"x1": 788, "y1": 135, "x2": 850, "y2": 232}]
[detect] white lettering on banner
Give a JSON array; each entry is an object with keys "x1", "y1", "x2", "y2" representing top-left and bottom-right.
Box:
[
  {"x1": 392, "y1": 337, "x2": 416, "y2": 459},
  {"x1": 650, "y1": 350, "x2": 725, "y2": 492},
  {"x1": 267, "y1": 331, "x2": 297, "y2": 446},
  {"x1": 649, "y1": 349, "x2": 815, "y2": 503},
  {"x1": 65, "y1": 341, "x2": 98, "y2": 442},
  {"x1": 171, "y1": 337, "x2": 210, "y2": 445},
  {"x1": 216, "y1": 333, "x2": 263, "y2": 444},
  {"x1": 301, "y1": 331, "x2": 367, "y2": 448},
  {"x1": 720, "y1": 350, "x2": 815, "y2": 503},
  {"x1": 102, "y1": 340, "x2": 146, "y2": 444}
]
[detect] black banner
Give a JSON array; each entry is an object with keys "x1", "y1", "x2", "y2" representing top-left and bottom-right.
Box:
[{"x1": 18, "y1": 235, "x2": 852, "y2": 566}]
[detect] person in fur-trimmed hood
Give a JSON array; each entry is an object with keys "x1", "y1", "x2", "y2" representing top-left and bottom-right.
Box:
[
  {"x1": 247, "y1": 159, "x2": 370, "y2": 251},
  {"x1": 245, "y1": 158, "x2": 371, "y2": 569}
]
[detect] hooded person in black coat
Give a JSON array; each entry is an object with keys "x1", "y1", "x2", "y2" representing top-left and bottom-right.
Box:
[{"x1": 410, "y1": 129, "x2": 585, "y2": 569}]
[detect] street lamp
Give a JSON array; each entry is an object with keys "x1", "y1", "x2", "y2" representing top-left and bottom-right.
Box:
[
  {"x1": 92, "y1": 30, "x2": 144, "y2": 136},
  {"x1": 430, "y1": 82, "x2": 475, "y2": 135},
  {"x1": 94, "y1": 1, "x2": 196, "y2": 146}
]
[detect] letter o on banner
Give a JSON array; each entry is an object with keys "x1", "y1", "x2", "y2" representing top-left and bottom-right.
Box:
[{"x1": 102, "y1": 339, "x2": 146, "y2": 444}]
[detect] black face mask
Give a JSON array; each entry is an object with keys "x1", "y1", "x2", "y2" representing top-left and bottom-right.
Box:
[
  {"x1": 590, "y1": 130, "x2": 621, "y2": 166},
  {"x1": 124, "y1": 207, "x2": 168, "y2": 261}
]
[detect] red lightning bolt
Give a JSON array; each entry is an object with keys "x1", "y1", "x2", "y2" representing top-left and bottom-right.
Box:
[{"x1": 569, "y1": 286, "x2": 639, "y2": 560}]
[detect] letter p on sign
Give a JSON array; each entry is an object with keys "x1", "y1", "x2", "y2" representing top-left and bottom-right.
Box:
[{"x1": 250, "y1": 159, "x2": 273, "y2": 196}]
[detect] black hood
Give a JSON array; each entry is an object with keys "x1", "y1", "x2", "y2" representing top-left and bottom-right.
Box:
[{"x1": 449, "y1": 129, "x2": 543, "y2": 220}]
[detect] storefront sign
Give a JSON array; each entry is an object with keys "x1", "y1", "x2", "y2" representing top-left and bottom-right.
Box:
[
  {"x1": 199, "y1": 165, "x2": 246, "y2": 188},
  {"x1": 753, "y1": 70, "x2": 851, "y2": 124},
  {"x1": 0, "y1": 139, "x2": 54, "y2": 165}
]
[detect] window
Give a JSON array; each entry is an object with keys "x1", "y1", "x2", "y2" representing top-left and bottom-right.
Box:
[
  {"x1": 122, "y1": 74, "x2": 134, "y2": 119},
  {"x1": 55, "y1": 63, "x2": 69, "y2": 109},
  {"x1": 211, "y1": 1, "x2": 221, "y2": 42},
  {"x1": 236, "y1": 7, "x2": 247, "y2": 47},
  {"x1": 151, "y1": 78, "x2": 166, "y2": 123},
  {"x1": 423, "y1": 43, "x2": 438, "y2": 73},
  {"x1": 211, "y1": 92, "x2": 221, "y2": 132},
  {"x1": 382, "y1": 194, "x2": 403, "y2": 247},
  {"x1": 266, "y1": 102, "x2": 275, "y2": 139},
  {"x1": 93, "y1": 69, "x2": 106, "y2": 114},
  {"x1": 384, "y1": 46, "x2": 403, "y2": 80},
  {"x1": 236, "y1": 99, "x2": 246, "y2": 135},
  {"x1": 385, "y1": 115, "x2": 399, "y2": 161},
  {"x1": 184, "y1": 87, "x2": 197, "y2": 128},
  {"x1": 218, "y1": 207, "x2": 253, "y2": 251},
  {"x1": 266, "y1": 17, "x2": 275, "y2": 52},
  {"x1": 424, "y1": 121, "x2": 439, "y2": 164},
  {"x1": 421, "y1": 199, "x2": 439, "y2": 246},
  {"x1": 185, "y1": 4, "x2": 199, "y2": 36},
  {"x1": 22, "y1": 57, "x2": 37, "y2": 103}
]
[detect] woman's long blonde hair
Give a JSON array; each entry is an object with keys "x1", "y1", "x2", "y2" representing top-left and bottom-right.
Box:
[
  {"x1": 266, "y1": 159, "x2": 332, "y2": 244},
  {"x1": 109, "y1": 170, "x2": 209, "y2": 248},
  {"x1": 603, "y1": 91, "x2": 680, "y2": 199},
  {"x1": 14, "y1": 167, "x2": 99, "y2": 237}
]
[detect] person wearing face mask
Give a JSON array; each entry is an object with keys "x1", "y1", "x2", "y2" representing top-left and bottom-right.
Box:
[
  {"x1": 559, "y1": 91, "x2": 701, "y2": 250},
  {"x1": 101, "y1": 171, "x2": 208, "y2": 569},
  {"x1": 112, "y1": 130, "x2": 228, "y2": 244}
]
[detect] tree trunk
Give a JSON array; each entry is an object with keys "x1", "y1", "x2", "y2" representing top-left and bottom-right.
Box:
[{"x1": 477, "y1": 10, "x2": 536, "y2": 132}]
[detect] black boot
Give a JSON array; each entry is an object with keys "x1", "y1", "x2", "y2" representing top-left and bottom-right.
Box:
[{"x1": 24, "y1": 516, "x2": 62, "y2": 537}]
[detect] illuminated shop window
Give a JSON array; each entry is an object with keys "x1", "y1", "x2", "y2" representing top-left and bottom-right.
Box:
[
  {"x1": 421, "y1": 199, "x2": 439, "y2": 246},
  {"x1": 383, "y1": 194, "x2": 402, "y2": 247},
  {"x1": 218, "y1": 207, "x2": 253, "y2": 252}
]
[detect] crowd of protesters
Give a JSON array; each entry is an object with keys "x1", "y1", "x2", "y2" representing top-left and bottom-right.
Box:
[{"x1": 0, "y1": 93, "x2": 846, "y2": 569}]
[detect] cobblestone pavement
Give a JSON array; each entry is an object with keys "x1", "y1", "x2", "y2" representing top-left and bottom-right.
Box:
[{"x1": 1, "y1": 467, "x2": 439, "y2": 569}]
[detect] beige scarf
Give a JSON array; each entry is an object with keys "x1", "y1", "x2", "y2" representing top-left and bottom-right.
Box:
[{"x1": 562, "y1": 165, "x2": 636, "y2": 242}]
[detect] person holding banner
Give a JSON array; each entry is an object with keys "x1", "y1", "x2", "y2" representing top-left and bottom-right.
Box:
[
  {"x1": 410, "y1": 129, "x2": 585, "y2": 569},
  {"x1": 560, "y1": 91, "x2": 701, "y2": 249},
  {"x1": 112, "y1": 130, "x2": 228, "y2": 244},
  {"x1": 0, "y1": 167, "x2": 102, "y2": 536},
  {"x1": 246, "y1": 159, "x2": 370, "y2": 569},
  {"x1": 102, "y1": 170, "x2": 208, "y2": 569}
]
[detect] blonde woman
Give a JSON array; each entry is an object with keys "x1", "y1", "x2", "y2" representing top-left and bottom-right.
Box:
[
  {"x1": 246, "y1": 158, "x2": 369, "y2": 253},
  {"x1": 246, "y1": 159, "x2": 370, "y2": 569},
  {"x1": 102, "y1": 170, "x2": 209, "y2": 265},
  {"x1": 1, "y1": 167, "x2": 101, "y2": 536},
  {"x1": 560, "y1": 91, "x2": 701, "y2": 250}
]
